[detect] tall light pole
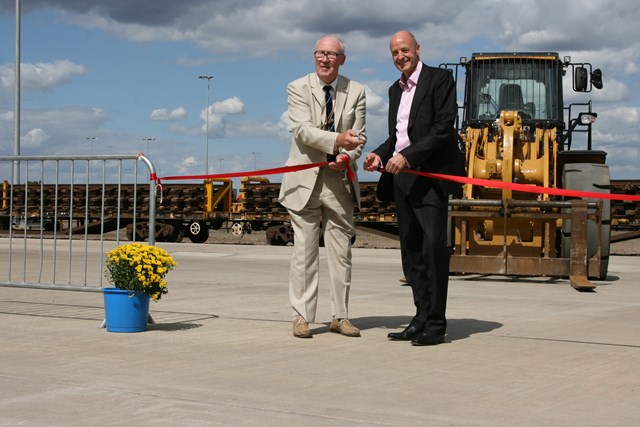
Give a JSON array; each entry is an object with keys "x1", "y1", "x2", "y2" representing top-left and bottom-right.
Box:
[
  {"x1": 198, "y1": 75, "x2": 213, "y2": 174},
  {"x1": 142, "y1": 137, "x2": 155, "y2": 158},
  {"x1": 632, "y1": 125, "x2": 640, "y2": 167},
  {"x1": 85, "y1": 137, "x2": 97, "y2": 181},
  {"x1": 13, "y1": 0, "x2": 21, "y2": 184},
  {"x1": 85, "y1": 137, "x2": 97, "y2": 154}
]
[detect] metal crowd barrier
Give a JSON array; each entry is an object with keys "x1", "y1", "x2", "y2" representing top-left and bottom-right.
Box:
[{"x1": 0, "y1": 154, "x2": 157, "y2": 292}]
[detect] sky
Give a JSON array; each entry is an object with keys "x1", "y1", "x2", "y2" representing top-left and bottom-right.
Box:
[{"x1": 1, "y1": 0, "x2": 640, "y2": 185}]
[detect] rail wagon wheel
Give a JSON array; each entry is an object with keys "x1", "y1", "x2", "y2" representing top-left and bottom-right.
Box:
[
  {"x1": 126, "y1": 223, "x2": 146, "y2": 242},
  {"x1": 155, "y1": 222, "x2": 183, "y2": 243},
  {"x1": 268, "y1": 233, "x2": 287, "y2": 246},
  {"x1": 231, "y1": 221, "x2": 244, "y2": 236},
  {"x1": 166, "y1": 223, "x2": 184, "y2": 243},
  {"x1": 185, "y1": 221, "x2": 209, "y2": 243},
  {"x1": 266, "y1": 225, "x2": 292, "y2": 246},
  {"x1": 560, "y1": 163, "x2": 611, "y2": 279}
]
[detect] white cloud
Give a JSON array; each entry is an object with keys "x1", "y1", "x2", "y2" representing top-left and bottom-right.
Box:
[
  {"x1": 210, "y1": 97, "x2": 244, "y2": 115},
  {"x1": 364, "y1": 84, "x2": 387, "y2": 115},
  {"x1": 0, "y1": 60, "x2": 87, "y2": 91},
  {"x1": 198, "y1": 97, "x2": 245, "y2": 136},
  {"x1": 21, "y1": 128, "x2": 49, "y2": 148},
  {"x1": 278, "y1": 110, "x2": 291, "y2": 143},
  {"x1": 176, "y1": 155, "x2": 200, "y2": 174},
  {"x1": 150, "y1": 106, "x2": 187, "y2": 121}
]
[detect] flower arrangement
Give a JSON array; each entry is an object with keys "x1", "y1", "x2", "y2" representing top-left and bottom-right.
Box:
[{"x1": 105, "y1": 243, "x2": 177, "y2": 301}]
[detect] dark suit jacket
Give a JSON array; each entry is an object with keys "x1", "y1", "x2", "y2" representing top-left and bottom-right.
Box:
[{"x1": 373, "y1": 63, "x2": 465, "y2": 201}]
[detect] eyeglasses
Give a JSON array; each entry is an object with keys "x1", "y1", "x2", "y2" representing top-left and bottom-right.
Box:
[{"x1": 314, "y1": 50, "x2": 343, "y2": 60}]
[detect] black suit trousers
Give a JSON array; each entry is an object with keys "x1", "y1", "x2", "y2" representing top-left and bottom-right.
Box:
[{"x1": 395, "y1": 184, "x2": 450, "y2": 336}]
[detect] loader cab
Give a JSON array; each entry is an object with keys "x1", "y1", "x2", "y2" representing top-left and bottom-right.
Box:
[
  {"x1": 461, "y1": 52, "x2": 564, "y2": 125},
  {"x1": 442, "y1": 52, "x2": 603, "y2": 152}
]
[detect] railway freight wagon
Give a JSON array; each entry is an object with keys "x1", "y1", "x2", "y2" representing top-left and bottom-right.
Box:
[
  {"x1": 2, "y1": 176, "x2": 637, "y2": 247},
  {"x1": 0, "y1": 177, "x2": 397, "y2": 245},
  {"x1": 0, "y1": 180, "x2": 222, "y2": 243}
]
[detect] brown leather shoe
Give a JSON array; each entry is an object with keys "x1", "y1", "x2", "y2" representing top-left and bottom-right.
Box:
[
  {"x1": 293, "y1": 315, "x2": 312, "y2": 338},
  {"x1": 330, "y1": 318, "x2": 361, "y2": 337}
]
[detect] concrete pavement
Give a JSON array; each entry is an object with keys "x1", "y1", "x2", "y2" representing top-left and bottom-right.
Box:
[{"x1": 1, "y1": 241, "x2": 639, "y2": 426}]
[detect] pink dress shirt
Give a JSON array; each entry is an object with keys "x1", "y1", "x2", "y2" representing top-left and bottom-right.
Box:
[{"x1": 393, "y1": 61, "x2": 423, "y2": 157}]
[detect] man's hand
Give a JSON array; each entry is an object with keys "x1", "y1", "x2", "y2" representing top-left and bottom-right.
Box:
[
  {"x1": 336, "y1": 129, "x2": 365, "y2": 151},
  {"x1": 363, "y1": 153, "x2": 382, "y2": 172},
  {"x1": 384, "y1": 153, "x2": 409, "y2": 175},
  {"x1": 329, "y1": 154, "x2": 349, "y2": 170}
]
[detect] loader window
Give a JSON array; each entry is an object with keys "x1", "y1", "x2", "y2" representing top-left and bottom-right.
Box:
[{"x1": 466, "y1": 56, "x2": 560, "y2": 122}]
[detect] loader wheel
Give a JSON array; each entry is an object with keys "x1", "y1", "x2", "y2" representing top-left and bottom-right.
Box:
[
  {"x1": 185, "y1": 221, "x2": 209, "y2": 243},
  {"x1": 560, "y1": 163, "x2": 611, "y2": 279}
]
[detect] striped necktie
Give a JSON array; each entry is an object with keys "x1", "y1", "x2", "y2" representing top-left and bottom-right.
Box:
[{"x1": 323, "y1": 85, "x2": 336, "y2": 162}]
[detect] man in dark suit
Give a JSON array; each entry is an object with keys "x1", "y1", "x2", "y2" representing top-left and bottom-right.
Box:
[{"x1": 364, "y1": 30, "x2": 464, "y2": 346}]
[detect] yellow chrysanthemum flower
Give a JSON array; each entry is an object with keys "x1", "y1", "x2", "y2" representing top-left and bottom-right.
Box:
[{"x1": 105, "y1": 243, "x2": 176, "y2": 301}]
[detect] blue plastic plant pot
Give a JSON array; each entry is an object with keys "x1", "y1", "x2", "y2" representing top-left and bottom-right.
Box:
[{"x1": 102, "y1": 288, "x2": 150, "y2": 332}]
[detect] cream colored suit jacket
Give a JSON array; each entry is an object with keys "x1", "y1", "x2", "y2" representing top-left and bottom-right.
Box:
[{"x1": 278, "y1": 73, "x2": 366, "y2": 211}]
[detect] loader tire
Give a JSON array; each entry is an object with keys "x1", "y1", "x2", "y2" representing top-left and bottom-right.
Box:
[{"x1": 560, "y1": 163, "x2": 610, "y2": 279}]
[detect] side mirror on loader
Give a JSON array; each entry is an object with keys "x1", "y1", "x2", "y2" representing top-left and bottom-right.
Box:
[
  {"x1": 575, "y1": 67, "x2": 588, "y2": 92},
  {"x1": 574, "y1": 66, "x2": 603, "y2": 92}
]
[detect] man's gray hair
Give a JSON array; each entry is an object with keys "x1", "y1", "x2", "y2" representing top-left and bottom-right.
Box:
[{"x1": 316, "y1": 34, "x2": 346, "y2": 53}]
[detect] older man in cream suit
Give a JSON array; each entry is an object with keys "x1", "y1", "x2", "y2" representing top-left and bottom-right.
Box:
[{"x1": 279, "y1": 34, "x2": 366, "y2": 338}]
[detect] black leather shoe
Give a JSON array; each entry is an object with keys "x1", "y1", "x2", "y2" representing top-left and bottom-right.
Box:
[
  {"x1": 387, "y1": 325, "x2": 423, "y2": 341},
  {"x1": 411, "y1": 332, "x2": 445, "y2": 346}
]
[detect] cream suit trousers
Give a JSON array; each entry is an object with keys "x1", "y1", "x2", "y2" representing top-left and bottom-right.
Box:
[{"x1": 288, "y1": 167, "x2": 355, "y2": 322}]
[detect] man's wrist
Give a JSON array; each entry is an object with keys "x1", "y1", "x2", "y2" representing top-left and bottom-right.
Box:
[{"x1": 400, "y1": 153, "x2": 411, "y2": 168}]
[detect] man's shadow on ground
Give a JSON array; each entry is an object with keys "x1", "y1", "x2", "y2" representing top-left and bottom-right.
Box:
[{"x1": 323, "y1": 315, "x2": 502, "y2": 342}]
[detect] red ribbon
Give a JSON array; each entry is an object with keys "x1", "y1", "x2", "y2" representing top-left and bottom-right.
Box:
[
  {"x1": 157, "y1": 158, "x2": 355, "y2": 184},
  {"x1": 398, "y1": 169, "x2": 640, "y2": 202},
  {"x1": 154, "y1": 161, "x2": 639, "y2": 202}
]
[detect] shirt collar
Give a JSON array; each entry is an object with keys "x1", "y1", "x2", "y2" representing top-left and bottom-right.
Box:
[
  {"x1": 318, "y1": 75, "x2": 337, "y2": 91},
  {"x1": 399, "y1": 61, "x2": 422, "y2": 90}
]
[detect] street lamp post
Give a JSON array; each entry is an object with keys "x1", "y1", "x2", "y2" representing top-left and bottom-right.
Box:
[
  {"x1": 198, "y1": 75, "x2": 213, "y2": 175},
  {"x1": 142, "y1": 137, "x2": 156, "y2": 158},
  {"x1": 13, "y1": 0, "x2": 21, "y2": 184},
  {"x1": 218, "y1": 157, "x2": 224, "y2": 172},
  {"x1": 85, "y1": 137, "x2": 96, "y2": 154},
  {"x1": 85, "y1": 137, "x2": 97, "y2": 181}
]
